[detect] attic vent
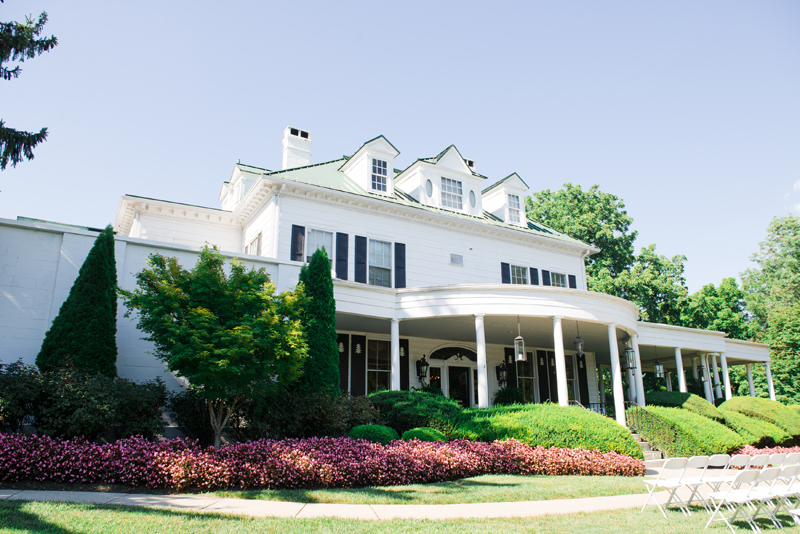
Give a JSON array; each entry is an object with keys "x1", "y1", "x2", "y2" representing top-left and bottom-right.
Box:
[
  {"x1": 465, "y1": 159, "x2": 474, "y2": 168},
  {"x1": 289, "y1": 128, "x2": 309, "y2": 139},
  {"x1": 450, "y1": 253, "x2": 464, "y2": 266}
]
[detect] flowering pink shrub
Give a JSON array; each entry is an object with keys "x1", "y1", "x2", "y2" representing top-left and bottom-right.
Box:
[
  {"x1": 0, "y1": 433, "x2": 644, "y2": 491},
  {"x1": 733, "y1": 444, "x2": 800, "y2": 457}
]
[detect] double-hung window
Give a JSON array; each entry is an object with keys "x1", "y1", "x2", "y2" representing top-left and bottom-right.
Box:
[
  {"x1": 441, "y1": 177, "x2": 463, "y2": 210},
  {"x1": 551, "y1": 272, "x2": 568, "y2": 288},
  {"x1": 371, "y1": 158, "x2": 388, "y2": 192},
  {"x1": 246, "y1": 233, "x2": 262, "y2": 256},
  {"x1": 508, "y1": 194, "x2": 521, "y2": 224},
  {"x1": 368, "y1": 238, "x2": 392, "y2": 287},
  {"x1": 306, "y1": 229, "x2": 333, "y2": 264},
  {"x1": 367, "y1": 339, "x2": 391, "y2": 393},
  {"x1": 510, "y1": 264, "x2": 528, "y2": 285}
]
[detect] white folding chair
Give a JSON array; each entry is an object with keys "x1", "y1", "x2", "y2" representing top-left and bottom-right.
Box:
[
  {"x1": 769, "y1": 464, "x2": 800, "y2": 518},
  {"x1": 769, "y1": 453, "x2": 787, "y2": 468},
  {"x1": 706, "y1": 469, "x2": 760, "y2": 533},
  {"x1": 722, "y1": 455, "x2": 753, "y2": 489},
  {"x1": 688, "y1": 454, "x2": 731, "y2": 501},
  {"x1": 680, "y1": 456, "x2": 711, "y2": 511},
  {"x1": 748, "y1": 454, "x2": 770, "y2": 470},
  {"x1": 747, "y1": 467, "x2": 783, "y2": 530},
  {"x1": 784, "y1": 452, "x2": 800, "y2": 466},
  {"x1": 643, "y1": 457, "x2": 690, "y2": 518}
]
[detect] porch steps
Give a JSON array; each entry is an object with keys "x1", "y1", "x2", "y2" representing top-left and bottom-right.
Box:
[{"x1": 631, "y1": 432, "x2": 664, "y2": 467}]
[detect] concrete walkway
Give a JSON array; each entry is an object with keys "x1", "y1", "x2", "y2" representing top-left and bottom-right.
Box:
[{"x1": 0, "y1": 467, "x2": 700, "y2": 520}]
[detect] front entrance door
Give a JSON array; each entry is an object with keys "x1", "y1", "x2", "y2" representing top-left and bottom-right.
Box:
[{"x1": 448, "y1": 366, "x2": 471, "y2": 407}]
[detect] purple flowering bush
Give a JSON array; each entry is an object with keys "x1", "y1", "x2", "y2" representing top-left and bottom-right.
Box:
[{"x1": 0, "y1": 433, "x2": 644, "y2": 491}]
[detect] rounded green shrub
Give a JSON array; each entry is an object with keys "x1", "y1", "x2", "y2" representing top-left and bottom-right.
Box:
[
  {"x1": 645, "y1": 391, "x2": 724, "y2": 422},
  {"x1": 493, "y1": 386, "x2": 525, "y2": 406},
  {"x1": 347, "y1": 424, "x2": 399, "y2": 444},
  {"x1": 644, "y1": 406, "x2": 744, "y2": 456},
  {"x1": 452, "y1": 403, "x2": 643, "y2": 459},
  {"x1": 367, "y1": 390, "x2": 462, "y2": 435},
  {"x1": 401, "y1": 427, "x2": 446, "y2": 442},
  {"x1": 719, "y1": 396, "x2": 800, "y2": 438},
  {"x1": 719, "y1": 408, "x2": 790, "y2": 448}
]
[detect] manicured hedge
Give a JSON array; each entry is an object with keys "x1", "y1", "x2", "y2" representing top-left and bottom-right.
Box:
[
  {"x1": 719, "y1": 397, "x2": 800, "y2": 438},
  {"x1": 0, "y1": 434, "x2": 645, "y2": 491},
  {"x1": 347, "y1": 424, "x2": 399, "y2": 445},
  {"x1": 368, "y1": 390, "x2": 462, "y2": 435},
  {"x1": 644, "y1": 406, "x2": 744, "y2": 456},
  {"x1": 452, "y1": 404, "x2": 643, "y2": 459},
  {"x1": 788, "y1": 405, "x2": 800, "y2": 415},
  {"x1": 402, "y1": 427, "x2": 446, "y2": 442},
  {"x1": 645, "y1": 391, "x2": 724, "y2": 422},
  {"x1": 719, "y1": 408, "x2": 790, "y2": 448}
]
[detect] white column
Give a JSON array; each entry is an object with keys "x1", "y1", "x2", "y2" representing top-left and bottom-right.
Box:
[
  {"x1": 675, "y1": 348, "x2": 687, "y2": 393},
  {"x1": 765, "y1": 362, "x2": 776, "y2": 401},
  {"x1": 553, "y1": 316, "x2": 569, "y2": 407},
  {"x1": 390, "y1": 318, "x2": 400, "y2": 391},
  {"x1": 608, "y1": 324, "x2": 626, "y2": 427},
  {"x1": 692, "y1": 357, "x2": 699, "y2": 381},
  {"x1": 720, "y1": 353, "x2": 732, "y2": 400},
  {"x1": 702, "y1": 354, "x2": 714, "y2": 403},
  {"x1": 666, "y1": 372, "x2": 673, "y2": 392},
  {"x1": 475, "y1": 314, "x2": 488, "y2": 409},
  {"x1": 711, "y1": 354, "x2": 723, "y2": 400},
  {"x1": 632, "y1": 334, "x2": 645, "y2": 407},
  {"x1": 746, "y1": 364, "x2": 755, "y2": 397}
]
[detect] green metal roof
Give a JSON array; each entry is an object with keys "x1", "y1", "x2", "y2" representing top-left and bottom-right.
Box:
[
  {"x1": 481, "y1": 173, "x2": 530, "y2": 194},
  {"x1": 236, "y1": 160, "x2": 589, "y2": 248}
]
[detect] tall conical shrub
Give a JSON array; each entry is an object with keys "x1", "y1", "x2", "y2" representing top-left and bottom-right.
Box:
[
  {"x1": 295, "y1": 247, "x2": 340, "y2": 395},
  {"x1": 36, "y1": 225, "x2": 118, "y2": 377}
]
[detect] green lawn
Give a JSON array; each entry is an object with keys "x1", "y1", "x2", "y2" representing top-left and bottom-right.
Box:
[
  {"x1": 2, "y1": 500, "x2": 799, "y2": 534},
  {"x1": 214, "y1": 474, "x2": 648, "y2": 505}
]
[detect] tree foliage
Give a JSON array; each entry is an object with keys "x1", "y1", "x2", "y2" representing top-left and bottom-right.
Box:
[
  {"x1": 0, "y1": 8, "x2": 57, "y2": 170},
  {"x1": 681, "y1": 277, "x2": 755, "y2": 341},
  {"x1": 36, "y1": 226, "x2": 118, "y2": 377},
  {"x1": 122, "y1": 246, "x2": 308, "y2": 447},
  {"x1": 295, "y1": 247, "x2": 340, "y2": 395},
  {"x1": 525, "y1": 183, "x2": 636, "y2": 278},
  {"x1": 734, "y1": 216, "x2": 800, "y2": 403}
]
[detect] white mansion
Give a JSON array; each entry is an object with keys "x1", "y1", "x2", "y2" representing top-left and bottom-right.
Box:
[{"x1": 0, "y1": 127, "x2": 772, "y2": 426}]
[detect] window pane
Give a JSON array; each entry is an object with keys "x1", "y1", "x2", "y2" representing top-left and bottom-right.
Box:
[
  {"x1": 369, "y1": 266, "x2": 391, "y2": 287},
  {"x1": 368, "y1": 370, "x2": 390, "y2": 393},
  {"x1": 369, "y1": 239, "x2": 391, "y2": 268},
  {"x1": 371, "y1": 158, "x2": 388, "y2": 192},
  {"x1": 552, "y1": 273, "x2": 567, "y2": 288},
  {"x1": 508, "y1": 208, "x2": 520, "y2": 224},
  {"x1": 441, "y1": 177, "x2": 463, "y2": 209},
  {"x1": 508, "y1": 194, "x2": 520, "y2": 210},
  {"x1": 368, "y1": 340, "x2": 391, "y2": 370},
  {"x1": 511, "y1": 265, "x2": 528, "y2": 284},
  {"x1": 519, "y1": 377, "x2": 535, "y2": 403},
  {"x1": 306, "y1": 229, "x2": 333, "y2": 262},
  {"x1": 430, "y1": 367, "x2": 442, "y2": 389},
  {"x1": 517, "y1": 356, "x2": 534, "y2": 377}
]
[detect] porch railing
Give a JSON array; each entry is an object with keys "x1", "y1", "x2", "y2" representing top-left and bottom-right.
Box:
[{"x1": 569, "y1": 400, "x2": 609, "y2": 417}]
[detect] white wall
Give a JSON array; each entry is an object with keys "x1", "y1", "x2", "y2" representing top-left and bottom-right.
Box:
[
  {"x1": 134, "y1": 213, "x2": 242, "y2": 252},
  {"x1": 276, "y1": 195, "x2": 586, "y2": 289}
]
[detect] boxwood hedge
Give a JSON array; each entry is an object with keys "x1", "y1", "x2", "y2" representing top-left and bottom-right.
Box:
[
  {"x1": 644, "y1": 406, "x2": 744, "y2": 456},
  {"x1": 401, "y1": 427, "x2": 446, "y2": 442},
  {"x1": 451, "y1": 403, "x2": 643, "y2": 459},
  {"x1": 719, "y1": 397, "x2": 800, "y2": 438},
  {"x1": 347, "y1": 424, "x2": 399, "y2": 444},
  {"x1": 645, "y1": 391, "x2": 724, "y2": 422},
  {"x1": 719, "y1": 408, "x2": 790, "y2": 448},
  {"x1": 367, "y1": 390, "x2": 462, "y2": 435}
]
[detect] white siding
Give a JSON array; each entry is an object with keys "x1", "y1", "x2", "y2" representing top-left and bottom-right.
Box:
[{"x1": 135, "y1": 213, "x2": 241, "y2": 253}]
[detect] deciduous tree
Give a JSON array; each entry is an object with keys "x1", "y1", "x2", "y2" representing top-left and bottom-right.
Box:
[{"x1": 122, "y1": 246, "x2": 308, "y2": 448}]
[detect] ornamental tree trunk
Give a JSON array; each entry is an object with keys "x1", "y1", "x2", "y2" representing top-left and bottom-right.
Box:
[{"x1": 207, "y1": 397, "x2": 239, "y2": 449}]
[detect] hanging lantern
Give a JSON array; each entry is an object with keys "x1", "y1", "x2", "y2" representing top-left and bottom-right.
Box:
[
  {"x1": 623, "y1": 345, "x2": 637, "y2": 370},
  {"x1": 415, "y1": 355, "x2": 429, "y2": 381},
  {"x1": 699, "y1": 365, "x2": 707, "y2": 382},
  {"x1": 574, "y1": 321, "x2": 584, "y2": 356},
  {"x1": 654, "y1": 360, "x2": 664, "y2": 379},
  {"x1": 514, "y1": 316, "x2": 526, "y2": 362},
  {"x1": 496, "y1": 361, "x2": 508, "y2": 387}
]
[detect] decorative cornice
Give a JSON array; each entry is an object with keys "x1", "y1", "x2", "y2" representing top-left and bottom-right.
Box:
[{"x1": 114, "y1": 196, "x2": 238, "y2": 236}]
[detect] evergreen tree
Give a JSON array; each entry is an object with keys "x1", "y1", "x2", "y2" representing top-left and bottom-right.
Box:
[
  {"x1": 1, "y1": 7, "x2": 58, "y2": 170},
  {"x1": 37, "y1": 226, "x2": 118, "y2": 377},
  {"x1": 295, "y1": 248, "x2": 340, "y2": 395}
]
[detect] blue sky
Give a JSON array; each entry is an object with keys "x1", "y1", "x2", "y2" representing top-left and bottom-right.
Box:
[{"x1": 1, "y1": 1, "x2": 798, "y2": 292}]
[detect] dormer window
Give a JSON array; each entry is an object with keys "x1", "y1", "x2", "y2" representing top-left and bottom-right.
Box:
[
  {"x1": 441, "y1": 177, "x2": 463, "y2": 210},
  {"x1": 371, "y1": 158, "x2": 388, "y2": 192},
  {"x1": 508, "y1": 194, "x2": 521, "y2": 224}
]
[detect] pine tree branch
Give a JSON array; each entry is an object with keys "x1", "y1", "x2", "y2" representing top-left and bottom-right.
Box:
[{"x1": 0, "y1": 120, "x2": 48, "y2": 170}]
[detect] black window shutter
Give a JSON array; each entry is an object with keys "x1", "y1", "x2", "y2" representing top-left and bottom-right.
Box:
[
  {"x1": 577, "y1": 353, "x2": 590, "y2": 405},
  {"x1": 350, "y1": 334, "x2": 366, "y2": 396},
  {"x1": 400, "y1": 338, "x2": 410, "y2": 391},
  {"x1": 568, "y1": 275, "x2": 577, "y2": 289},
  {"x1": 504, "y1": 348, "x2": 517, "y2": 388},
  {"x1": 530, "y1": 268, "x2": 539, "y2": 286},
  {"x1": 542, "y1": 270, "x2": 551, "y2": 286},
  {"x1": 337, "y1": 333, "x2": 350, "y2": 393},
  {"x1": 536, "y1": 350, "x2": 549, "y2": 403},
  {"x1": 336, "y1": 233, "x2": 349, "y2": 280},
  {"x1": 547, "y1": 351, "x2": 559, "y2": 403},
  {"x1": 290, "y1": 225, "x2": 305, "y2": 262},
  {"x1": 355, "y1": 236, "x2": 367, "y2": 283},
  {"x1": 395, "y1": 243, "x2": 406, "y2": 289},
  {"x1": 501, "y1": 262, "x2": 511, "y2": 284}
]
